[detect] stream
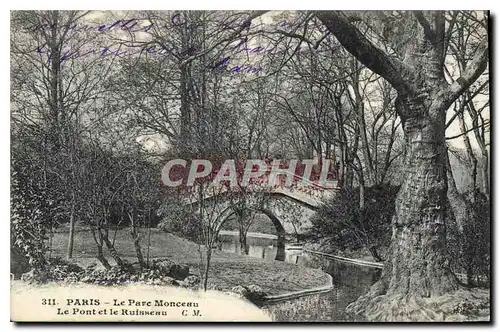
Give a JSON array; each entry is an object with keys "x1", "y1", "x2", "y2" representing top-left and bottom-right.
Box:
[{"x1": 218, "y1": 232, "x2": 382, "y2": 321}]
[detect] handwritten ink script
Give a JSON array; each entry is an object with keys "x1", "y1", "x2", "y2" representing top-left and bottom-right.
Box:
[
  {"x1": 31, "y1": 16, "x2": 303, "y2": 74},
  {"x1": 29, "y1": 18, "x2": 154, "y2": 34}
]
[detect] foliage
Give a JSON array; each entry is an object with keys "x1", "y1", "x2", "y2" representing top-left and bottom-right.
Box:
[
  {"x1": 78, "y1": 264, "x2": 179, "y2": 286},
  {"x1": 21, "y1": 257, "x2": 190, "y2": 286},
  {"x1": 229, "y1": 284, "x2": 267, "y2": 305},
  {"x1": 11, "y1": 133, "x2": 68, "y2": 227},
  {"x1": 158, "y1": 198, "x2": 204, "y2": 243},
  {"x1": 448, "y1": 190, "x2": 490, "y2": 286},
  {"x1": 10, "y1": 172, "x2": 48, "y2": 276},
  {"x1": 42, "y1": 257, "x2": 85, "y2": 283},
  {"x1": 308, "y1": 185, "x2": 399, "y2": 256}
]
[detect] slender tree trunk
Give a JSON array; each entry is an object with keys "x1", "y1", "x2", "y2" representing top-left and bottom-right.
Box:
[
  {"x1": 236, "y1": 210, "x2": 249, "y2": 255},
  {"x1": 66, "y1": 128, "x2": 78, "y2": 259},
  {"x1": 446, "y1": 152, "x2": 469, "y2": 232},
  {"x1": 358, "y1": 168, "x2": 365, "y2": 211},
  {"x1": 203, "y1": 248, "x2": 212, "y2": 291},
  {"x1": 352, "y1": 62, "x2": 374, "y2": 185},
  {"x1": 66, "y1": 199, "x2": 75, "y2": 259},
  {"x1": 89, "y1": 221, "x2": 111, "y2": 269},
  {"x1": 445, "y1": 152, "x2": 475, "y2": 283},
  {"x1": 338, "y1": 153, "x2": 345, "y2": 188},
  {"x1": 239, "y1": 228, "x2": 249, "y2": 255},
  {"x1": 96, "y1": 245, "x2": 111, "y2": 270},
  {"x1": 466, "y1": 73, "x2": 489, "y2": 198},
  {"x1": 132, "y1": 235, "x2": 146, "y2": 268},
  {"x1": 480, "y1": 149, "x2": 489, "y2": 197},
  {"x1": 147, "y1": 216, "x2": 152, "y2": 267},
  {"x1": 368, "y1": 245, "x2": 384, "y2": 262},
  {"x1": 457, "y1": 105, "x2": 478, "y2": 192},
  {"x1": 130, "y1": 215, "x2": 146, "y2": 268},
  {"x1": 102, "y1": 233, "x2": 124, "y2": 267},
  {"x1": 179, "y1": 62, "x2": 191, "y2": 152},
  {"x1": 275, "y1": 233, "x2": 286, "y2": 261}
]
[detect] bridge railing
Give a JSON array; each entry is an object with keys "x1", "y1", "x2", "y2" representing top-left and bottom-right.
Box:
[{"x1": 185, "y1": 169, "x2": 339, "y2": 207}]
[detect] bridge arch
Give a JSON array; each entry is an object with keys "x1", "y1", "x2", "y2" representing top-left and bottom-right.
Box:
[{"x1": 216, "y1": 205, "x2": 287, "y2": 261}]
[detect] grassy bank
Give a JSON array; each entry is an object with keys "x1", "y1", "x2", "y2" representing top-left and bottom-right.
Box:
[
  {"x1": 264, "y1": 293, "x2": 352, "y2": 322},
  {"x1": 47, "y1": 227, "x2": 329, "y2": 295}
]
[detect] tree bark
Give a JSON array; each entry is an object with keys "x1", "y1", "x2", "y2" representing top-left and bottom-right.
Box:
[
  {"x1": 130, "y1": 222, "x2": 146, "y2": 268},
  {"x1": 368, "y1": 245, "x2": 384, "y2": 263},
  {"x1": 203, "y1": 248, "x2": 212, "y2": 291},
  {"x1": 239, "y1": 227, "x2": 249, "y2": 255},
  {"x1": 446, "y1": 152, "x2": 469, "y2": 232},
  {"x1": 316, "y1": 10, "x2": 488, "y2": 320},
  {"x1": 275, "y1": 233, "x2": 286, "y2": 261},
  {"x1": 96, "y1": 245, "x2": 111, "y2": 270},
  {"x1": 101, "y1": 232, "x2": 124, "y2": 267},
  {"x1": 66, "y1": 203, "x2": 75, "y2": 259},
  {"x1": 351, "y1": 61, "x2": 375, "y2": 185},
  {"x1": 480, "y1": 150, "x2": 489, "y2": 197},
  {"x1": 346, "y1": 96, "x2": 460, "y2": 320},
  {"x1": 388, "y1": 112, "x2": 458, "y2": 299}
]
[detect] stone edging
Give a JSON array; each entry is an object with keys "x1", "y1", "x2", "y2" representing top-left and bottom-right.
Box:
[
  {"x1": 261, "y1": 249, "x2": 385, "y2": 304},
  {"x1": 263, "y1": 273, "x2": 333, "y2": 304},
  {"x1": 304, "y1": 249, "x2": 384, "y2": 269}
]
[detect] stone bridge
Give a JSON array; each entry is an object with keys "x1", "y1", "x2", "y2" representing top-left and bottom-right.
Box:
[{"x1": 185, "y1": 171, "x2": 340, "y2": 246}]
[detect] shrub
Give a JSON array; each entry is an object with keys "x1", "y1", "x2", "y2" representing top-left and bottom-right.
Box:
[
  {"x1": 78, "y1": 261, "x2": 186, "y2": 286},
  {"x1": 20, "y1": 257, "x2": 192, "y2": 287},
  {"x1": 150, "y1": 259, "x2": 190, "y2": 280},
  {"x1": 447, "y1": 190, "x2": 490, "y2": 286},
  {"x1": 158, "y1": 198, "x2": 203, "y2": 243},
  {"x1": 10, "y1": 173, "x2": 48, "y2": 277},
  {"x1": 308, "y1": 184, "x2": 399, "y2": 260},
  {"x1": 44, "y1": 257, "x2": 84, "y2": 282}
]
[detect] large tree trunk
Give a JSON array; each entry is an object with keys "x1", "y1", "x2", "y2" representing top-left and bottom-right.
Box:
[
  {"x1": 346, "y1": 97, "x2": 460, "y2": 320},
  {"x1": 388, "y1": 112, "x2": 457, "y2": 296},
  {"x1": 316, "y1": 10, "x2": 489, "y2": 321}
]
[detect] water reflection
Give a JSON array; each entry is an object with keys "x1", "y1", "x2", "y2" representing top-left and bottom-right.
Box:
[
  {"x1": 218, "y1": 234, "x2": 381, "y2": 288},
  {"x1": 294, "y1": 253, "x2": 382, "y2": 321},
  {"x1": 219, "y1": 233, "x2": 382, "y2": 321},
  {"x1": 297, "y1": 253, "x2": 382, "y2": 288},
  {"x1": 218, "y1": 234, "x2": 301, "y2": 263}
]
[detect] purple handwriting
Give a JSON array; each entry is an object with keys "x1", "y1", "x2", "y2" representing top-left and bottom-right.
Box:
[
  {"x1": 35, "y1": 44, "x2": 263, "y2": 74},
  {"x1": 211, "y1": 56, "x2": 262, "y2": 74},
  {"x1": 30, "y1": 18, "x2": 154, "y2": 34},
  {"x1": 30, "y1": 15, "x2": 300, "y2": 74}
]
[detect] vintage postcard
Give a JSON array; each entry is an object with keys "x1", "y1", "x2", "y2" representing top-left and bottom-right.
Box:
[{"x1": 10, "y1": 9, "x2": 490, "y2": 322}]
